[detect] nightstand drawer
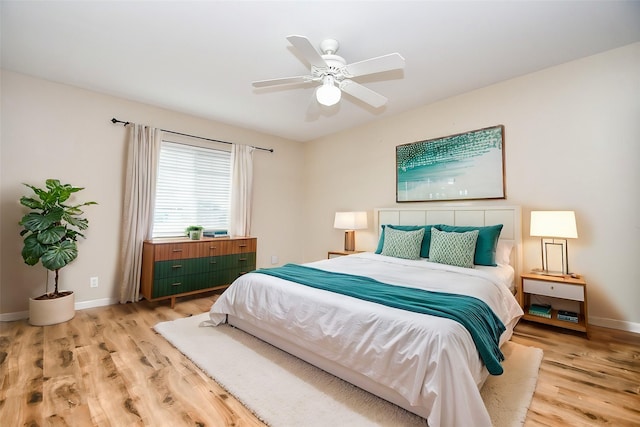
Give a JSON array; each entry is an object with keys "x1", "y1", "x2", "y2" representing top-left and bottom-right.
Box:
[{"x1": 523, "y1": 278, "x2": 584, "y2": 301}]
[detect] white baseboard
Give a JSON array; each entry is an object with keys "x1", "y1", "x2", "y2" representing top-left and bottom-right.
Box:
[
  {"x1": 74, "y1": 297, "x2": 119, "y2": 311},
  {"x1": 0, "y1": 310, "x2": 29, "y2": 322},
  {"x1": 589, "y1": 316, "x2": 640, "y2": 334},
  {"x1": 0, "y1": 297, "x2": 119, "y2": 322}
]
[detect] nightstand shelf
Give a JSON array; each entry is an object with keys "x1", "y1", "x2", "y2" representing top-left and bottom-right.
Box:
[
  {"x1": 520, "y1": 272, "x2": 589, "y2": 337},
  {"x1": 522, "y1": 309, "x2": 587, "y2": 333}
]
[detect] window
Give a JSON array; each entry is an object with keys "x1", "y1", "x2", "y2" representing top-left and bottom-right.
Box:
[{"x1": 152, "y1": 140, "x2": 231, "y2": 238}]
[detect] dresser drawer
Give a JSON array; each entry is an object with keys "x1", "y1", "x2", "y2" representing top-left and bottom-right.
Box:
[
  {"x1": 523, "y1": 278, "x2": 584, "y2": 301},
  {"x1": 196, "y1": 239, "x2": 256, "y2": 257},
  {"x1": 154, "y1": 258, "x2": 205, "y2": 278},
  {"x1": 198, "y1": 240, "x2": 231, "y2": 257},
  {"x1": 227, "y1": 238, "x2": 257, "y2": 254},
  {"x1": 152, "y1": 276, "x2": 190, "y2": 298},
  {"x1": 154, "y1": 242, "x2": 198, "y2": 261}
]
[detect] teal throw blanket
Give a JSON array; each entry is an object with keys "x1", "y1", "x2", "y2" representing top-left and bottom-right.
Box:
[{"x1": 255, "y1": 263, "x2": 506, "y2": 375}]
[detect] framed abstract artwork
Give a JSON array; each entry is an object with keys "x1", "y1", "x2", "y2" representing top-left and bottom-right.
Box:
[{"x1": 396, "y1": 125, "x2": 505, "y2": 202}]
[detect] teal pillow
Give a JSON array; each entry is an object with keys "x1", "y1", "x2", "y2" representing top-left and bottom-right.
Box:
[
  {"x1": 375, "y1": 224, "x2": 441, "y2": 258},
  {"x1": 434, "y1": 224, "x2": 503, "y2": 266},
  {"x1": 429, "y1": 228, "x2": 479, "y2": 269},
  {"x1": 380, "y1": 227, "x2": 425, "y2": 260}
]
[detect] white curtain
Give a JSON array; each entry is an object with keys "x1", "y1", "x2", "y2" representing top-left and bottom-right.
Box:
[
  {"x1": 118, "y1": 124, "x2": 161, "y2": 303},
  {"x1": 230, "y1": 144, "x2": 255, "y2": 237}
]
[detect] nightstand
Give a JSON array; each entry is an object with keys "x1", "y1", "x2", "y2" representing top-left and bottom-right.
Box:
[
  {"x1": 328, "y1": 250, "x2": 363, "y2": 259},
  {"x1": 520, "y1": 272, "x2": 589, "y2": 337}
]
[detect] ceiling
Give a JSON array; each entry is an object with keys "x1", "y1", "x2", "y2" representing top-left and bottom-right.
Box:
[{"x1": 2, "y1": 1, "x2": 640, "y2": 142}]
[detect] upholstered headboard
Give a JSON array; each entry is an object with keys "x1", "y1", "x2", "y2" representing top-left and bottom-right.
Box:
[{"x1": 374, "y1": 205, "x2": 522, "y2": 279}]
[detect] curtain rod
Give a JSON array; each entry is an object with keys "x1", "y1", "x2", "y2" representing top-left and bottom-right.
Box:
[{"x1": 111, "y1": 118, "x2": 274, "y2": 153}]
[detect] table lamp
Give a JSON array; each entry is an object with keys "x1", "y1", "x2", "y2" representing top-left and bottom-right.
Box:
[
  {"x1": 530, "y1": 210, "x2": 578, "y2": 275},
  {"x1": 334, "y1": 211, "x2": 368, "y2": 251}
]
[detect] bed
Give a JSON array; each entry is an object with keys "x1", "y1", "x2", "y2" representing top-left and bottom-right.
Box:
[{"x1": 209, "y1": 206, "x2": 524, "y2": 426}]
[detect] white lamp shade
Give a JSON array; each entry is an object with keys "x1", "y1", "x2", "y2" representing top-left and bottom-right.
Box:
[
  {"x1": 316, "y1": 79, "x2": 341, "y2": 106},
  {"x1": 334, "y1": 211, "x2": 368, "y2": 230},
  {"x1": 530, "y1": 211, "x2": 578, "y2": 239}
]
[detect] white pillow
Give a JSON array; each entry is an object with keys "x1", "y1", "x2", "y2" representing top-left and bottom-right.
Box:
[{"x1": 495, "y1": 240, "x2": 514, "y2": 265}]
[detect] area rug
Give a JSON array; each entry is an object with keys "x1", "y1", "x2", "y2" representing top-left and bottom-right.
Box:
[{"x1": 154, "y1": 313, "x2": 542, "y2": 427}]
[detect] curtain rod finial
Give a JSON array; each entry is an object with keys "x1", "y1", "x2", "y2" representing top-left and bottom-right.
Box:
[{"x1": 111, "y1": 118, "x2": 131, "y2": 126}]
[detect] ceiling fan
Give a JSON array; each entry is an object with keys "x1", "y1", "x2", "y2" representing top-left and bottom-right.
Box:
[{"x1": 252, "y1": 35, "x2": 405, "y2": 108}]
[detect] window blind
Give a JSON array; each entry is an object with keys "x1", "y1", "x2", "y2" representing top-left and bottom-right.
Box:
[{"x1": 152, "y1": 141, "x2": 231, "y2": 238}]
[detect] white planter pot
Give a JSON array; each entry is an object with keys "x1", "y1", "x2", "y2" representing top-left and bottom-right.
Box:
[{"x1": 29, "y1": 291, "x2": 75, "y2": 326}]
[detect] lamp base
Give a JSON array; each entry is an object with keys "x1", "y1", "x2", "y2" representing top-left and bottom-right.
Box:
[
  {"x1": 344, "y1": 230, "x2": 355, "y2": 252},
  {"x1": 531, "y1": 268, "x2": 566, "y2": 277},
  {"x1": 539, "y1": 238, "x2": 570, "y2": 276}
]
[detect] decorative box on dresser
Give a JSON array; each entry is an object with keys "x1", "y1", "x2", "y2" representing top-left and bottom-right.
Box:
[
  {"x1": 141, "y1": 236, "x2": 257, "y2": 308},
  {"x1": 520, "y1": 272, "x2": 589, "y2": 337}
]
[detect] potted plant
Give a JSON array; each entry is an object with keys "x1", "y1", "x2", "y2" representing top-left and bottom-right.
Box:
[
  {"x1": 19, "y1": 179, "x2": 97, "y2": 326},
  {"x1": 185, "y1": 225, "x2": 204, "y2": 240}
]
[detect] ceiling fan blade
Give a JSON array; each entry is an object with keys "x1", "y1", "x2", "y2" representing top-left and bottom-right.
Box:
[
  {"x1": 339, "y1": 80, "x2": 388, "y2": 108},
  {"x1": 286, "y1": 35, "x2": 327, "y2": 69},
  {"x1": 343, "y1": 53, "x2": 405, "y2": 78},
  {"x1": 252, "y1": 76, "x2": 312, "y2": 88}
]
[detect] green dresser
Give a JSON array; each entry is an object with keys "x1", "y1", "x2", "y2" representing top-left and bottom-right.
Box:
[{"x1": 140, "y1": 237, "x2": 257, "y2": 307}]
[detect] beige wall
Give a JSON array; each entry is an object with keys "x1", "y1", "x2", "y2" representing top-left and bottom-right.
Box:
[
  {"x1": 0, "y1": 70, "x2": 305, "y2": 317},
  {"x1": 304, "y1": 43, "x2": 640, "y2": 332},
  {"x1": 2, "y1": 42, "x2": 639, "y2": 332}
]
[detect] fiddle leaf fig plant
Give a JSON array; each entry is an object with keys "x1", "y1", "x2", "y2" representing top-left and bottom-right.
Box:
[{"x1": 19, "y1": 179, "x2": 97, "y2": 298}]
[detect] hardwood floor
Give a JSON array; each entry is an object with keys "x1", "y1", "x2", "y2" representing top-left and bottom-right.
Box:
[
  {"x1": 512, "y1": 321, "x2": 640, "y2": 426},
  {"x1": 1, "y1": 293, "x2": 638, "y2": 426}
]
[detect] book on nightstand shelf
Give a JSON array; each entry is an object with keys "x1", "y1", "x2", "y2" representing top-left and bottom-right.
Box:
[
  {"x1": 528, "y1": 304, "x2": 552, "y2": 318},
  {"x1": 557, "y1": 310, "x2": 579, "y2": 323}
]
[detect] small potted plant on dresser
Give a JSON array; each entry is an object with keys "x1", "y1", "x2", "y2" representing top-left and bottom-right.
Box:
[
  {"x1": 185, "y1": 225, "x2": 204, "y2": 240},
  {"x1": 19, "y1": 179, "x2": 97, "y2": 326}
]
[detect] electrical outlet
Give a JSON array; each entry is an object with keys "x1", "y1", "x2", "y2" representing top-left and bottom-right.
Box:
[
  {"x1": 271, "y1": 255, "x2": 279, "y2": 265},
  {"x1": 90, "y1": 276, "x2": 99, "y2": 288}
]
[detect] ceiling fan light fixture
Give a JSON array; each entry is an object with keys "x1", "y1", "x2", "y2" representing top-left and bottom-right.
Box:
[
  {"x1": 252, "y1": 35, "x2": 405, "y2": 109},
  {"x1": 316, "y1": 77, "x2": 341, "y2": 106}
]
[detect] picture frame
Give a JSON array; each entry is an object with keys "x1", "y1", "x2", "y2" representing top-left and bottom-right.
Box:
[{"x1": 396, "y1": 125, "x2": 506, "y2": 202}]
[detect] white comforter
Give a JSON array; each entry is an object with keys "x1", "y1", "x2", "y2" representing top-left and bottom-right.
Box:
[{"x1": 209, "y1": 253, "x2": 523, "y2": 426}]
